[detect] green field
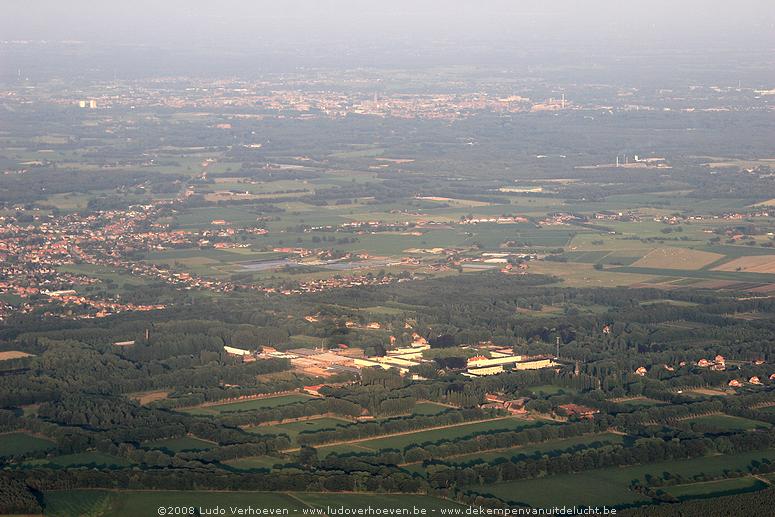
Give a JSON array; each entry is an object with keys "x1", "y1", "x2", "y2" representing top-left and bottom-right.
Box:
[
  {"x1": 666, "y1": 477, "x2": 768, "y2": 501},
  {"x1": 131, "y1": 183, "x2": 775, "y2": 288},
  {"x1": 614, "y1": 398, "x2": 668, "y2": 408},
  {"x1": 58, "y1": 263, "x2": 151, "y2": 287},
  {"x1": 181, "y1": 394, "x2": 312, "y2": 415},
  {"x1": 474, "y1": 449, "x2": 775, "y2": 507},
  {"x1": 352, "y1": 417, "x2": 537, "y2": 451},
  {"x1": 144, "y1": 436, "x2": 215, "y2": 452},
  {"x1": 682, "y1": 414, "x2": 770, "y2": 432},
  {"x1": 639, "y1": 299, "x2": 698, "y2": 307},
  {"x1": 562, "y1": 250, "x2": 644, "y2": 266},
  {"x1": 43, "y1": 490, "x2": 114, "y2": 517},
  {"x1": 316, "y1": 443, "x2": 376, "y2": 457},
  {"x1": 247, "y1": 417, "x2": 351, "y2": 443},
  {"x1": 0, "y1": 432, "x2": 55, "y2": 457},
  {"x1": 561, "y1": 250, "x2": 612, "y2": 263},
  {"x1": 42, "y1": 490, "x2": 464, "y2": 516},
  {"x1": 701, "y1": 244, "x2": 775, "y2": 258},
  {"x1": 529, "y1": 384, "x2": 577, "y2": 396},
  {"x1": 418, "y1": 432, "x2": 628, "y2": 470},
  {"x1": 460, "y1": 223, "x2": 576, "y2": 249},
  {"x1": 529, "y1": 260, "x2": 660, "y2": 288},
  {"x1": 404, "y1": 432, "x2": 628, "y2": 476},
  {"x1": 412, "y1": 402, "x2": 451, "y2": 415},
  {"x1": 27, "y1": 452, "x2": 132, "y2": 468},
  {"x1": 173, "y1": 206, "x2": 283, "y2": 229},
  {"x1": 611, "y1": 265, "x2": 775, "y2": 283},
  {"x1": 479, "y1": 468, "x2": 651, "y2": 507},
  {"x1": 357, "y1": 305, "x2": 412, "y2": 316},
  {"x1": 223, "y1": 454, "x2": 289, "y2": 470}
]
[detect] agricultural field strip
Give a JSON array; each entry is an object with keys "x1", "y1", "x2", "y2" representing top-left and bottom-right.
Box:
[
  {"x1": 471, "y1": 449, "x2": 775, "y2": 507},
  {"x1": 284, "y1": 416, "x2": 522, "y2": 452},
  {"x1": 611, "y1": 266, "x2": 775, "y2": 283},
  {"x1": 180, "y1": 393, "x2": 312, "y2": 414},
  {"x1": 399, "y1": 431, "x2": 626, "y2": 467},
  {"x1": 666, "y1": 476, "x2": 769, "y2": 499},
  {"x1": 632, "y1": 248, "x2": 725, "y2": 270}
]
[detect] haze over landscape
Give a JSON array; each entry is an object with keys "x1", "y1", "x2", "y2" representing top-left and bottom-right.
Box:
[
  {"x1": 1, "y1": 1, "x2": 775, "y2": 516},
  {"x1": 3, "y1": 1, "x2": 775, "y2": 75}
]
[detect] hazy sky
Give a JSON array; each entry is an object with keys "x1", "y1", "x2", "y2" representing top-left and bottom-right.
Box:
[
  {"x1": 4, "y1": 0, "x2": 775, "y2": 48},
  {"x1": 2, "y1": 1, "x2": 775, "y2": 78}
]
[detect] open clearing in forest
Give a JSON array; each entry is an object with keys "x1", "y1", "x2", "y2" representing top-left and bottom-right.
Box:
[
  {"x1": 144, "y1": 436, "x2": 215, "y2": 452},
  {"x1": 0, "y1": 350, "x2": 33, "y2": 361},
  {"x1": 0, "y1": 432, "x2": 55, "y2": 456},
  {"x1": 181, "y1": 394, "x2": 312, "y2": 415},
  {"x1": 681, "y1": 414, "x2": 770, "y2": 431},
  {"x1": 246, "y1": 417, "x2": 351, "y2": 444},
  {"x1": 130, "y1": 390, "x2": 170, "y2": 405}
]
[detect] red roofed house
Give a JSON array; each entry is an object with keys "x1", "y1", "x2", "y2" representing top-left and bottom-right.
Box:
[
  {"x1": 504, "y1": 398, "x2": 528, "y2": 415},
  {"x1": 484, "y1": 393, "x2": 506, "y2": 404},
  {"x1": 303, "y1": 385, "x2": 325, "y2": 397},
  {"x1": 558, "y1": 403, "x2": 599, "y2": 419}
]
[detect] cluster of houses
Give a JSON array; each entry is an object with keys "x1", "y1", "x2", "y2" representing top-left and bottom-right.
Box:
[
  {"x1": 0, "y1": 193, "x2": 426, "y2": 319},
  {"x1": 458, "y1": 215, "x2": 530, "y2": 225},
  {"x1": 634, "y1": 354, "x2": 774, "y2": 388},
  {"x1": 308, "y1": 215, "x2": 535, "y2": 240},
  {"x1": 557, "y1": 403, "x2": 600, "y2": 419},
  {"x1": 275, "y1": 273, "x2": 404, "y2": 296},
  {"x1": 44, "y1": 290, "x2": 165, "y2": 318},
  {"x1": 634, "y1": 355, "x2": 729, "y2": 376},
  {"x1": 727, "y1": 362, "x2": 775, "y2": 388},
  {"x1": 727, "y1": 377, "x2": 769, "y2": 388},
  {"x1": 697, "y1": 355, "x2": 728, "y2": 371},
  {"x1": 0, "y1": 206, "x2": 193, "y2": 318},
  {"x1": 594, "y1": 211, "x2": 640, "y2": 222},
  {"x1": 653, "y1": 209, "x2": 773, "y2": 227},
  {"x1": 33, "y1": 76, "x2": 572, "y2": 123},
  {"x1": 481, "y1": 393, "x2": 528, "y2": 415},
  {"x1": 480, "y1": 395, "x2": 599, "y2": 420},
  {"x1": 539, "y1": 213, "x2": 584, "y2": 226}
]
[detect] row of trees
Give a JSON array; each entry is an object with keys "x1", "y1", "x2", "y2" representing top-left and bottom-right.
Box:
[{"x1": 426, "y1": 429, "x2": 775, "y2": 490}]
